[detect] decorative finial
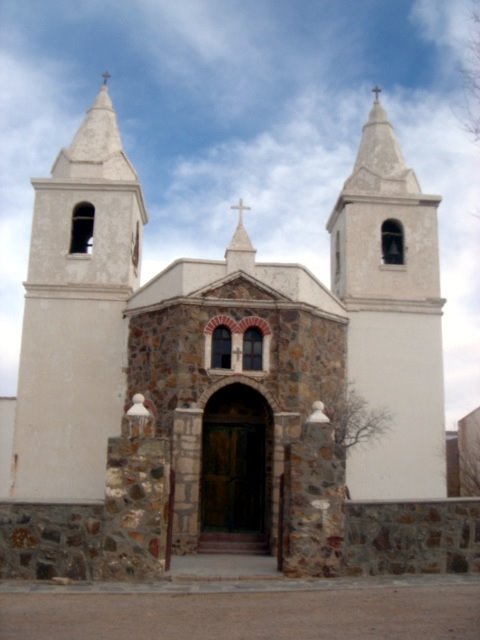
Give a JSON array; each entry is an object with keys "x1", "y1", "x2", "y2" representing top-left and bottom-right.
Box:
[
  {"x1": 102, "y1": 71, "x2": 111, "y2": 86},
  {"x1": 307, "y1": 401, "x2": 330, "y2": 424},
  {"x1": 372, "y1": 85, "x2": 382, "y2": 103},
  {"x1": 230, "y1": 198, "x2": 251, "y2": 226},
  {"x1": 126, "y1": 393, "x2": 150, "y2": 417}
]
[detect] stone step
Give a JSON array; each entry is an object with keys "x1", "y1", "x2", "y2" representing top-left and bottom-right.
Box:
[
  {"x1": 198, "y1": 547, "x2": 269, "y2": 555},
  {"x1": 198, "y1": 533, "x2": 270, "y2": 556}
]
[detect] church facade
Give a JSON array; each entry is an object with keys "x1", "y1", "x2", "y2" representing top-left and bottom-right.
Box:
[{"x1": 5, "y1": 83, "x2": 447, "y2": 554}]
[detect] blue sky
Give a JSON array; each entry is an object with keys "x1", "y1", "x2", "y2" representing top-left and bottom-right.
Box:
[{"x1": 0, "y1": 0, "x2": 478, "y2": 427}]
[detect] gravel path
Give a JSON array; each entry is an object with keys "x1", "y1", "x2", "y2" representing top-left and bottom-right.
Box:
[{"x1": 1, "y1": 583, "x2": 479, "y2": 640}]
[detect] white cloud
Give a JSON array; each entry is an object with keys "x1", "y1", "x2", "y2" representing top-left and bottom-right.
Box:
[
  {"x1": 411, "y1": 0, "x2": 474, "y2": 56},
  {"x1": 0, "y1": 44, "x2": 81, "y2": 395}
]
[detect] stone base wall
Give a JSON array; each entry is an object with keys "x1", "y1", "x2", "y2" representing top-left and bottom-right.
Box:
[
  {"x1": 345, "y1": 499, "x2": 480, "y2": 576},
  {"x1": 0, "y1": 502, "x2": 104, "y2": 580},
  {"x1": 1, "y1": 498, "x2": 479, "y2": 580}
]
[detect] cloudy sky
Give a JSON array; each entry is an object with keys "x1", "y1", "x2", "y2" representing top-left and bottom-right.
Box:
[{"x1": 0, "y1": 0, "x2": 478, "y2": 428}]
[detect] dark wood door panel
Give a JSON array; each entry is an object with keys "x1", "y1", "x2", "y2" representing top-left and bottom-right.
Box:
[{"x1": 202, "y1": 423, "x2": 265, "y2": 533}]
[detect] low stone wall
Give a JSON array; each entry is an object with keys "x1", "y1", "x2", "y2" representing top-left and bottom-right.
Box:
[
  {"x1": 0, "y1": 430, "x2": 172, "y2": 582},
  {"x1": 345, "y1": 499, "x2": 480, "y2": 576},
  {"x1": 0, "y1": 502, "x2": 104, "y2": 580}
]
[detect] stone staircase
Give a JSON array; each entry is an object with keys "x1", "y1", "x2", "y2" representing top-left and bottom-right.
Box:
[{"x1": 197, "y1": 532, "x2": 270, "y2": 555}]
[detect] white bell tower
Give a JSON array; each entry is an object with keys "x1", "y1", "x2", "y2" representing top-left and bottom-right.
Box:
[
  {"x1": 327, "y1": 90, "x2": 446, "y2": 499},
  {"x1": 11, "y1": 80, "x2": 148, "y2": 500}
]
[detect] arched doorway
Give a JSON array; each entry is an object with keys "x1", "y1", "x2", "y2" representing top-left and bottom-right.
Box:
[{"x1": 201, "y1": 383, "x2": 273, "y2": 535}]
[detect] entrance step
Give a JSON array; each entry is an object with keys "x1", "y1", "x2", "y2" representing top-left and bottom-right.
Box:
[{"x1": 198, "y1": 533, "x2": 270, "y2": 555}]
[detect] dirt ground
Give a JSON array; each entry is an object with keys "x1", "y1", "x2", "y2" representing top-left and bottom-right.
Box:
[{"x1": 1, "y1": 584, "x2": 479, "y2": 640}]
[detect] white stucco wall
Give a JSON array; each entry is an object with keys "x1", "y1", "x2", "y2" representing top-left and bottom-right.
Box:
[
  {"x1": 129, "y1": 259, "x2": 226, "y2": 310},
  {"x1": 29, "y1": 182, "x2": 145, "y2": 291},
  {"x1": 334, "y1": 198, "x2": 441, "y2": 302},
  {"x1": 11, "y1": 297, "x2": 128, "y2": 500},
  {"x1": 0, "y1": 398, "x2": 16, "y2": 498},
  {"x1": 346, "y1": 310, "x2": 446, "y2": 499}
]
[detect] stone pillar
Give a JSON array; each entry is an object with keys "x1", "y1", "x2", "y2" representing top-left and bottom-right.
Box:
[
  {"x1": 172, "y1": 405, "x2": 203, "y2": 554},
  {"x1": 282, "y1": 401, "x2": 346, "y2": 578},
  {"x1": 102, "y1": 394, "x2": 171, "y2": 581},
  {"x1": 271, "y1": 411, "x2": 301, "y2": 552}
]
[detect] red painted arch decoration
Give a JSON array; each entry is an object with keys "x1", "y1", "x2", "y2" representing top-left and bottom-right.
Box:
[
  {"x1": 203, "y1": 315, "x2": 238, "y2": 335},
  {"x1": 237, "y1": 316, "x2": 272, "y2": 336},
  {"x1": 204, "y1": 314, "x2": 272, "y2": 336}
]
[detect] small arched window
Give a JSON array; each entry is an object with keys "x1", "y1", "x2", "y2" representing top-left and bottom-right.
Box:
[
  {"x1": 243, "y1": 328, "x2": 263, "y2": 371},
  {"x1": 211, "y1": 326, "x2": 232, "y2": 369},
  {"x1": 70, "y1": 203, "x2": 95, "y2": 254},
  {"x1": 381, "y1": 219, "x2": 404, "y2": 265}
]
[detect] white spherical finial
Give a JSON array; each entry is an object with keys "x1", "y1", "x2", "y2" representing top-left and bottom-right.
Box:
[
  {"x1": 307, "y1": 400, "x2": 330, "y2": 424},
  {"x1": 126, "y1": 393, "x2": 151, "y2": 417}
]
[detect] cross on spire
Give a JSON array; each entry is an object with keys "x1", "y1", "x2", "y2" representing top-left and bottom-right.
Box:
[
  {"x1": 102, "y1": 71, "x2": 111, "y2": 86},
  {"x1": 230, "y1": 198, "x2": 251, "y2": 225},
  {"x1": 372, "y1": 85, "x2": 382, "y2": 103}
]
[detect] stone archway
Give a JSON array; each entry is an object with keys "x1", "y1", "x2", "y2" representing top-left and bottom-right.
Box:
[
  {"x1": 200, "y1": 383, "x2": 273, "y2": 537},
  {"x1": 171, "y1": 378, "x2": 301, "y2": 555}
]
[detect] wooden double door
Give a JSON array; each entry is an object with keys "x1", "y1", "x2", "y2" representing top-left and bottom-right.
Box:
[{"x1": 201, "y1": 422, "x2": 265, "y2": 533}]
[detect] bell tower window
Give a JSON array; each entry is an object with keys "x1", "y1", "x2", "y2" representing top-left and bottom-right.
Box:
[
  {"x1": 381, "y1": 219, "x2": 404, "y2": 265},
  {"x1": 70, "y1": 203, "x2": 95, "y2": 254},
  {"x1": 211, "y1": 326, "x2": 232, "y2": 369}
]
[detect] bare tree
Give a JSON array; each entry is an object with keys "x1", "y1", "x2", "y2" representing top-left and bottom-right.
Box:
[
  {"x1": 459, "y1": 415, "x2": 480, "y2": 496},
  {"x1": 323, "y1": 383, "x2": 392, "y2": 450}
]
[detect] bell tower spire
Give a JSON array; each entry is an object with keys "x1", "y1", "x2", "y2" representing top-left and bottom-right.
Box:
[
  {"x1": 327, "y1": 90, "x2": 440, "y2": 302},
  {"x1": 11, "y1": 78, "x2": 148, "y2": 500}
]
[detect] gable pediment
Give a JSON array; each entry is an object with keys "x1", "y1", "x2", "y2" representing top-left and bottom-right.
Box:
[{"x1": 192, "y1": 272, "x2": 291, "y2": 302}]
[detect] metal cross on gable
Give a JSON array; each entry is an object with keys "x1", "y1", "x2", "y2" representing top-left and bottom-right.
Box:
[
  {"x1": 372, "y1": 85, "x2": 382, "y2": 102},
  {"x1": 230, "y1": 198, "x2": 251, "y2": 225},
  {"x1": 102, "y1": 71, "x2": 111, "y2": 85}
]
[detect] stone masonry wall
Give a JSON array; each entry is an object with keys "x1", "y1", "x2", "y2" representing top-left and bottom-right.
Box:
[
  {"x1": 1, "y1": 498, "x2": 479, "y2": 580},
  {"x1": 127, "y1": 302, "x2": 346, "y2": 432},
  {"x1": 0, "y1": 502, "x2": 104, "y2": 580},
  {"x1": 127, "y1": 301, "x2": 343, "y2": 558},
  {"x1": 344, "y1": 499, "x2": 480, "y2": 576},
  {"x1": 282, "y1": 411, "x2": 347, "y2": 578},
  {"x1": 101, "y1": 435, "x2": 171, "y2": 581}
]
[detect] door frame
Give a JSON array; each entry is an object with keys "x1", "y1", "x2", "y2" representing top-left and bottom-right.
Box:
[{"x1": 171, "y1": 378, "x2": 301, "y2": 555}]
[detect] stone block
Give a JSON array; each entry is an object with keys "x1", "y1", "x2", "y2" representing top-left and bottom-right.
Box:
[
  {"x1": 86, "y1": 518, "x2": 101, "y2": 536},
  {"x1": 150, "y1": 465, "x2": 164, "y2": 479},
  {"x1": 121, "y1": 509, "x2": 144, "y2": 529},
  {"x1": 36, "y1": 560, "x2": 57, "y2": 580},
  {"x1": 10, "y1": 528, "x2": 37, "y2": 549},
  {"x1": 447, "y1": 552, "x2": 468, "y2": 573},
  {"x1": 106, "y1": 468, "x2": 123, "y2": 487},
  {"x1": 66, "y1": 553, "x2": 87, "y2": 581}
]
